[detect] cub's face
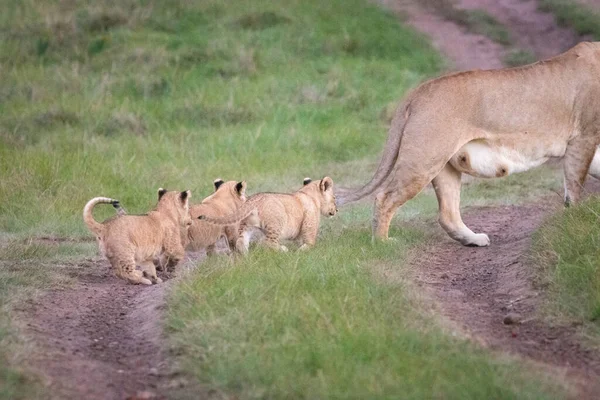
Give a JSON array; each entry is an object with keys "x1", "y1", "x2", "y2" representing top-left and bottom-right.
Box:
[
  {"x1": 211, "y1": 179, "x2": 247, "y2": 205},
  {"x1": 157, "y1": 188, "x2": 192, "y2": 227},
  {"x1": 319, "y1": 177, "x2": 337, "y2": 217},
  {"x1": 303, "y1": 177, "x2": 337, "y2": 217}
]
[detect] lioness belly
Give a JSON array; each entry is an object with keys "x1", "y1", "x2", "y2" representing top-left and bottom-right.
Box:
[
  {"x1": 449, "y1": 140, "x2": 562, "y2": 178},
  {"x1": 588, "y1": 146, "x2": 600, "y2": 180}
]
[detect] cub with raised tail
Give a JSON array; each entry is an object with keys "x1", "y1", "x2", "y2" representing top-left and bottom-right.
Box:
[
  {"x1": 187, "y1": 179, "x2": 247, "y2": 255},
  {"x1": 198, "y1": 177, "x2": 337, "y2": 253},
  {"x1": 83, "y1": 189, "x2": 192, "y2": 285}
]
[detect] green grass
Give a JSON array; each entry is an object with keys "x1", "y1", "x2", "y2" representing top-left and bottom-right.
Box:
[
  {"x1": 168, "y1": 215, "x2": 561, "y2": 399},
  {"x1": 539, "y1": 0, "x2": 600, "y2": 39},
  {"x1": 0, "y1": 0, "x2": 441, "y2": 238},
  {"x1": 503, "y1": 49, "x2": 538, "y2": 67},
  {"x1": 531, "y1": 197, "x2": 600, "y2": 333}
]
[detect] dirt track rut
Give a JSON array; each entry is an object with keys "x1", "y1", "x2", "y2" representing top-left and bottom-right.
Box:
[
  {"x1": 21, "y1": 258, "x2": 177, "y2": 400},
  {"x1": 416, "y1": 198, "x2": 600, "y2": 398}
]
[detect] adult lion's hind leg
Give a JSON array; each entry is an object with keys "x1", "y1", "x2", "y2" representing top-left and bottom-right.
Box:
[
  {"x1": 563, "y1": 136, "x2": 598, "y2": 206},
  {"x1": 110, "y1": 256, "x2": 152, "y2": 285},
  {"x1": 373, "y1": 174, "x2": 432, "y2": 241},
  {"x1": 432, "y1": 163, "x2": 490, "y2": 247}
]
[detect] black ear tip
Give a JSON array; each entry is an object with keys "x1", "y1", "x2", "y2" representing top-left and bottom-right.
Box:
[
  {"x1": 303, "y1": 177, "x2": 312, "y2": 185},
  {"x1": 235, "y1": 181, "x2": 245, "y2": 192},
  {"x1": 180, "y1": 190, "x2": 190, "y2": 200},
  {"x1": 158, "y1": 188, "x2": 168, "y2": 199},
  {"x1": 214, "y1": 179, "x2": 225, "y2": 190}
]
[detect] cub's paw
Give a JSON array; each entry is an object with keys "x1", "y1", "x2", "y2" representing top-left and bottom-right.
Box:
[{"x1": 129, "y1": 270, "x2": 153, "y2": 285}]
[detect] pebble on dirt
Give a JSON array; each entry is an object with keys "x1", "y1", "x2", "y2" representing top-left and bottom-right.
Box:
[{"x1": 503, "y1": 313, "x2": 522, "y2": 325}]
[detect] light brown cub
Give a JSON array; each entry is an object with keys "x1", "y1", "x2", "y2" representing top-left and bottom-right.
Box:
[
  {"x1": 83, "y1": 189, "x2": 192, "y2": 285},
  {"x1": 187, "y1": 179, "x2": 247, "y2": 255},
  {"x1": 198, "y1": 177, "x2": 337, "y2": 253}
]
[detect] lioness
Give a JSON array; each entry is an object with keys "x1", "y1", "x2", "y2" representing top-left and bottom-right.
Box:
[
  {"x1": 198, "y1": 177, "x2": 337, "y2": 253},
  {"x1": 337, "y1": 42, "x2": 600, "y2": 246},
  {"x1": 187, "y1": 179, "x2": 247, "y2": 254},
  {"x1": 83, "y1": 189, "x2": 192, "y2": 285}
]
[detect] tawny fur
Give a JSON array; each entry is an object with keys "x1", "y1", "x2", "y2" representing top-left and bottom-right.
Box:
[
  {"x1": 187, "y1": 180, "x2": 247, "y2": 255},
  {"x1": 199, "y1": 177, "x2": 337, "y2": 253},
  {"x1": 83, "y1": 189, "x2": 192, "y2": 285},
  {"x1": 338, "y1": 42, "x2": 600, "y2": 247}
]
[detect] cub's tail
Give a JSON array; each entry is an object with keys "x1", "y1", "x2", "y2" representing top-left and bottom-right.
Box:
[
  {"x1": 198, "y1": 203, "x2": 256, "y2": 226},
  {"x1": 83, "y1": 197, "x2": 122, "y2": 236}
]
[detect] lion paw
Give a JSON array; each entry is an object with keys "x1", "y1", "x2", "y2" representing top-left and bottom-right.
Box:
[
  {"x1": 463, "y1": 233, "x2": 490, "y2": 247},
  {"x1": 127, "y1": 270, "x2": 153, "y2": 285}
]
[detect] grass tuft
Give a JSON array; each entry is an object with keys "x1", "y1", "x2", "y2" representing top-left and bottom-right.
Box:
[
  {"x1": 235, "y1": 11, "x2": 291, "y2": 30},
  {"x1": 168, "y1": 221, "x2": 561, "y2": 399},
  {"x1": 539, "y1": 0, "x2": 600, "y2": 39},
  {"x1": 503, "y1": 48, "x2": 537, "y2": 67},
  {"x1": 531, "y1": 197, "x2": 600, "y2": 326}
]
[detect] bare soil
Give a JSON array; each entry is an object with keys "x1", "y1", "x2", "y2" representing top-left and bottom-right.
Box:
[
  {"x1": 415, "y1": 194, "x2": 600, "y2": 398},
  {"x1": 18, "y1": 255, "x2": 208, "y2": 400},
  {"x1": 378, "y1": 0, "x2": 581, "y2": 70}
]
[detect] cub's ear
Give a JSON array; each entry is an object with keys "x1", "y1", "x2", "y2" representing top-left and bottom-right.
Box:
[
  {"x1": 180, "y1": 190, "x2": 191, "y2": 203},
  {"x1": 319, "y1": 176, "x2": 333, "y2": 192},
  {"x1": 213, "y1": 178, "x2": 224, "y2": 191},
  {"x1": 158, "y1": 188, "x2": 168, "y2": 200},
  {"x1": 235, "y1": 181, "x2": 247, "y2": 196},
  {"x1": 303, "y1": 177, "x2": 312, "y2": 186}
]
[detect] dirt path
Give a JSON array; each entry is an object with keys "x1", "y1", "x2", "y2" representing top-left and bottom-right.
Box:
[
  {"x1": 377, "y1": 0, "x2": 581, "y2": 69},
  {"x1": 415, "y1": 195, "x2": 600, "y2": 398},
  {"x1": 19, "y1": 257, "x2": 203, "y2": 400}
]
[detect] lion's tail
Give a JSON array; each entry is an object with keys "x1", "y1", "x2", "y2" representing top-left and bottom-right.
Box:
[
  {"x1": 336, "y1": 102, "x2": 410, "y2": 206},
  {"x1": 197, "y1": 203, "x2": 256, "y2": 226},
  {"x1": 83, "y1": 197, "x2": 122, "y2": 236}
]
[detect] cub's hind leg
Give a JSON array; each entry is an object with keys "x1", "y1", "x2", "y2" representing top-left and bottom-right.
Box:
[
  {"x1": 139, "y1": 260, "x2": 162, "y2": 284},
  {"x1": 235, "y1": 221, "x2": 252, "y2": 255},
  {"x1": 261, "y1": 219, "x2": 287, "y2": 252},
  {"x1": 110, "y1": 256, "x2": 152, "y2": 285},
  {"x1": 298, "y1": 217, "x2": 318, "y2": 251},
  {"x1": 161, "y1": 233, "x2": 186, "y2": 276},
  {"x1": 432, "y1": 163, "x2": 490, "y2": 246}
]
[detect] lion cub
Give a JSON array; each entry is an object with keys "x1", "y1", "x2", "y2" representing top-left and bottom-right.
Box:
[
  {"x1": 83, "y1": 189, "x2": 192, "y2": 285},
  {"x1": 199, "y1": 177, "x2": 337, "y2": 253},
  {"x1": 187, "y1": 179, "x2": 247, "y2": 255}
]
